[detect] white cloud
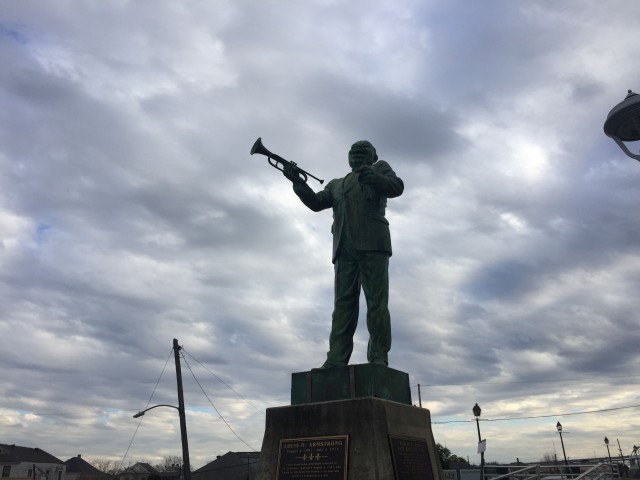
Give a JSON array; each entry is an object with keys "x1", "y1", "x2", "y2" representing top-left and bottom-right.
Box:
[{"x1": 1, "y1": 0, "x2": 639, "y2": 468}]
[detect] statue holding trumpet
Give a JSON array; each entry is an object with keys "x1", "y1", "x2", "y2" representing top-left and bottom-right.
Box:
[{"x1": 251, "y1": 138, "x2": 404, "y2": 369}]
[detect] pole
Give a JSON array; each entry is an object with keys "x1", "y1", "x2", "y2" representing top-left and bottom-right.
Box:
[
  {"x1": 617, "y1": 439, "x2": 625, "y2": 465},
  {"x1": 417, "y1": 384, "x2": 422, "y2": 408},
  {"x1": 476, "y1": 417, "x2": 485, "y2": 480},
  {"x1": 558, "y1": 431, "x2": 568, "y2": 466},
  {"x1": 173, "y1": 338, "x2": 191, "y2": 480}
]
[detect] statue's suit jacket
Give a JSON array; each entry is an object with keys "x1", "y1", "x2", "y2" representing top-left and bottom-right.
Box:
[{"x1": 293, "y1": 160, "x2": 404, "y2": 263}]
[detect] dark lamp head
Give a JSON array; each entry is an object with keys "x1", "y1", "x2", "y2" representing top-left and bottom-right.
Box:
[
  {"x1": 472, "y1": 403, "x2": 481, "y2": 417},
  {"x1": 604, "y1": 90, "x2": 640, "y2": 161},
  {"x1": 605, "y1": 90, "x2": 640, "y2": 140}
]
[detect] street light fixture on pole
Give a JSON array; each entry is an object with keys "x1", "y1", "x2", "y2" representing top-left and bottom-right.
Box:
[
  {"x1": 133, "y1": 403, "x2": 191, "y2": 480},
  {"x1": 473, "y1": 403, "x2": 485, "y2": 480},
  {"x1": 133, "y1": 404, "x2": 179, "y2": 418},
  {"x1": 556, "y1": 422, "x2": 568, "y2": 466},
  {"x1": 604, "y1": 90, "x2": 640, "y2": 161},
  {"x1": 604, "y1": 437, "x2": 613, "y2": 465},
  {"x1": 133, "y1": 339, "x2": 191, "y2": 480}
]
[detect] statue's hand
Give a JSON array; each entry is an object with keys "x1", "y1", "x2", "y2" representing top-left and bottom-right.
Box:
[
  {"x1": 283, "y1": 164, "x2": 305, "y2": 184},
  {"x1": 358, "y1": 167, "x2": 385, "y2": 190}
]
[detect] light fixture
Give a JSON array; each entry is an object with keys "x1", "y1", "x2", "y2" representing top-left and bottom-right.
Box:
[{"x1": 604, "y1": 90, "x2": 640, "y2": 161}]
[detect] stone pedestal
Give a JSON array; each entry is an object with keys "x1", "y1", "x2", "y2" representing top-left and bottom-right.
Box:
[
  {"x1": 256, "y1": 365, "x2": 443, "y2": 480},
  {"x1": 291, "y1": 364, "x2": 412, "y2": 405}
]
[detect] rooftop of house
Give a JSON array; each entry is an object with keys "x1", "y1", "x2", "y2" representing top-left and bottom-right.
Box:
[
  {"x1": 193, "y1": 451, "x2": 260, "y2": 478},
  {"x1": 64, "y1": 455, "x2": 111, "y2": 479},
  {"x1": 119, "y1": 463, "x2": 160, "y2": 476},
  {"x1": 0, "y1": 444, "x2": 63, "y2": 465}
]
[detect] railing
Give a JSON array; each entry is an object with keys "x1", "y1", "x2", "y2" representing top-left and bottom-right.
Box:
[{"x1": 483, "y1": 462, "x2": 621, "y2": 480}]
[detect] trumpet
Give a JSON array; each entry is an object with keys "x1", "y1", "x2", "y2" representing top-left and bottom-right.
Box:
[{"x1": 250, "y1": 137, "x2": 324, "y2": 184}]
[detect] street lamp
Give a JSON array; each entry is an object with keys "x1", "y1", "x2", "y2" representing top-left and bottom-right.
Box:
[
  {"x1": 133, "y1": 403, "x2": 191, "y2": 480},
  {"x1": 473, "y1": 403, "x2": 485, "y2": 480},
  {"x1": 133, "y1": 339, "x2": 192, "y2": 480},
  {"x1": 133, "y1": 404, "x2": 179, "y2": 418},
  {"x1": 604, "y1": 437, "x2": 613, "y2": 465},
  {"x1": 604, "y1": 90, "x2": 640, "y2": 161},
  {"x1": 632, "y1": 445, "x2": 639, "y2": 469},
  {"x1": 556, "y1": 422, "x2": 568, "y2": 466}
]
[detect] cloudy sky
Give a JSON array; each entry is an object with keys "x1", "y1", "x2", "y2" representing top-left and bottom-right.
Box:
[{"x1": 2, "y1": 0, "x2": 640, "y2": 469}]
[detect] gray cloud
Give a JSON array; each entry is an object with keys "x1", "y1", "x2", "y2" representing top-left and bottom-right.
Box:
[{"x1": 1, "y1": 0, "x2": 640, "y2": 467}]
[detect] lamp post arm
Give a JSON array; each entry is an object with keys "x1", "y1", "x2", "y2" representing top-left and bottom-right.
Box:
[
  {"x1": 133, "y1": 404, "x2": 179, "y2": 418},
  {"x1": 612, "y1": 137, "x2": 640, "y2": 161}
]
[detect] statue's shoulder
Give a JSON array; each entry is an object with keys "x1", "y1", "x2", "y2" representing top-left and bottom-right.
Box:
[{"x1": 323, "y1": 177, "x2": 342, "y2": 190}]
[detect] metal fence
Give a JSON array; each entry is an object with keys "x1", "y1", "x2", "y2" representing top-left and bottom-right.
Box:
[{"x1": 481, "y1": 463, "x2": 622, "y2": 480}]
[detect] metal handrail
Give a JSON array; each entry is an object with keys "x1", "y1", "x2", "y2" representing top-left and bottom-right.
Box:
[{"x1": 483, "y1": 462, "x2": 620, "y2": 480}]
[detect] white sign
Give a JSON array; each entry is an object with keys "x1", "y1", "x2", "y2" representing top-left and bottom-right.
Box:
[{"x1": 477, "y1": 439, "x2": 487, "y2": 453}]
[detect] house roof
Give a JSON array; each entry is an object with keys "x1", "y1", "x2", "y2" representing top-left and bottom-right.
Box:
[
  {"x1": 64, "y1": 455, "x2": 111, "y2": 479},
  {"x1": 119, "y1": 463, "x2": 160, "y2": 475},
  {"x1": 0, "y1": 444, "x2": 63, "y2": 465},
  {"x1": 193, "y1": 452, "x2": 259, "y2": 479}
]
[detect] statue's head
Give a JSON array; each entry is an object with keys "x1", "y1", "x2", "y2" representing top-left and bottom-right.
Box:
[{"x1": 348, "y1": 140, "x2": 377, "y2": 170}]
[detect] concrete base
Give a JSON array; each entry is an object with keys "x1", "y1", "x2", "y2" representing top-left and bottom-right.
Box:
[{"x1": 255, "y1": 397, "x2": 443, "y2": 480}]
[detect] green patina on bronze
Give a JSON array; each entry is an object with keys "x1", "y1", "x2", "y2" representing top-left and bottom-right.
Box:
[
  {"x1": 283, "y1": 140, "x2": 404, "y2": 369},
  {"x1": 291, "y1": 363, "x2": 412, "y2": 405}
]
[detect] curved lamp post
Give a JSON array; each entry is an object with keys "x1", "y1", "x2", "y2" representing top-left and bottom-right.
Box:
[
  {"x1": 473, "y1": 403, "x2": 485, "y2": 480},
  {"x1": 556, "y1": 422, "x2": 568, "y2": 466},
  {"x1": 133, "y1": 404, "x2": 179, "y2": 418},
  {"x1": 133, "y1": 402, "x2": 191, "y2": 480},
  {"x1": 133, "y1": 339, "x2": 191, "y2": 480},
  {"x1": 604, "y1": 437, "x2": 613, "y2": 464},
  {"x1": 604, "y1": 90, "x2": 640, "y2": 161}
]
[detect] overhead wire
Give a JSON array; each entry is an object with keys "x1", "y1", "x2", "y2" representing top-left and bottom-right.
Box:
[
  {"x1": 413, "y1": 373, "x2": 640, "y2": 388},
  {"x1": 117, "y1": 347, "x2": 174, "y2": 471},
  {"x1": 431, "y1": 403, "x2": 640, "y2": 424},
  {"x1": 181, "y1": 352, "x2": 258, "y2": 452},
  {"x1": 181, "y1": 348, "x2": 264, "y2": 415}
]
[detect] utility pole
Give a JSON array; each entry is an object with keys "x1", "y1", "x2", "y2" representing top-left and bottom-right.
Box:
[
  {"x1": 556, "y1": 422, "x2": 568, "y2": 466},
  {"x1": 473, "y1": 404, "x2": 485, "y2": 480},
  {"x1": 617, "y1": 439, "x2": 625, "y2": 465},
  {"x1": 417, "y1": 384, "x2": 422, "y2": 408},
  {"x1": 173, "y1": 338, "x2": 192, "y2": 480}
]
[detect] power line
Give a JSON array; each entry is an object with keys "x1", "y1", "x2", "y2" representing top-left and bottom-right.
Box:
[
  {"x1": 181, "y1": 353, "x2": 258, "y2": 452},
  {"x1": 181, "y1": 349, "x2": 264, "y2": 415},
  {"x1": 432, "y1": 403, "x2": 640, "y2": 424},
  {"x1": 117, "y1": 347, "x2": 174, "y2": 471},
  {"x1": 414, "y1": 374, "x2": 640, "y2": 388}
]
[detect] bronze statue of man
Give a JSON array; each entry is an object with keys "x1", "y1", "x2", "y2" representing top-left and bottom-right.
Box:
[{"x1": 284, "y1": 141, "x2": 404, "y2": 368}]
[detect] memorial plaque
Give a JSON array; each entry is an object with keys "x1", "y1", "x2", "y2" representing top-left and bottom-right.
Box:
[
  {"x1": 276, "y1": 435, "x2": 348, "y2": 480},
  {"x1": 389, "y1": 435, "x2": 434, "y2": 480}
]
